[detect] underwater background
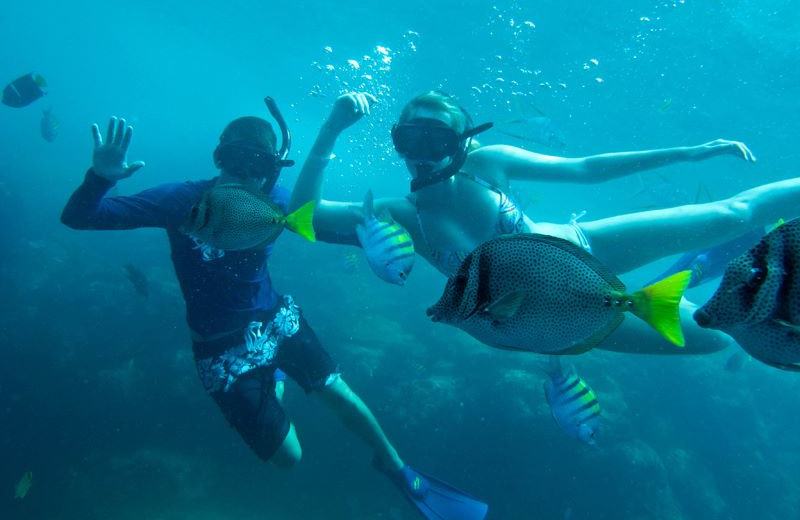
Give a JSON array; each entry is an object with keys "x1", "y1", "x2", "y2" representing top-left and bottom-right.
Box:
[{"x1": 1, "y1": 1, "x2": 799, "y2": 518}]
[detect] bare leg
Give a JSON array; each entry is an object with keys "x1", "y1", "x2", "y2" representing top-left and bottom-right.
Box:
[
  {"x1": 271, "y1": 379, "x2": 303, "y2": 468},
  {"x1": 598, "y1": 298, "x2": 735, "y2": 354},
  {"x1": 581, "y1": 177, "x2": 800, "y2": 273},
  {"x1": 316, "y1": 377, "x2": 404, "y2": 471}
]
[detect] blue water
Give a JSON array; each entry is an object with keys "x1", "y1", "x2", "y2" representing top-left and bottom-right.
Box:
[{"x1": 2, "y1": 1, "x2": 799, "y2": 518}]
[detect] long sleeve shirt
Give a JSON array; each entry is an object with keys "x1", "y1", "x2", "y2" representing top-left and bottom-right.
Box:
[{"x1": 61, "y1": 170, "x2": 289, "y2": 337}]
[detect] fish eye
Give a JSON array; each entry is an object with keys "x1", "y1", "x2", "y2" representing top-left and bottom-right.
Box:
[{"x1": 747, "y1": 266, "x2": 766, "y2": 286}]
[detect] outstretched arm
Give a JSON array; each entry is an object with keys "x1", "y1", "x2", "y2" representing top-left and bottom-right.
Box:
[
  {"x1": 289, "y1": 93, "x2": 377, "y2": 245},
  {"x1": 61, "y1": 117, "x2": 190, "y2": 230},
  {"x1": 471, "y1": 139, "x2": 756, "y2": 185}
]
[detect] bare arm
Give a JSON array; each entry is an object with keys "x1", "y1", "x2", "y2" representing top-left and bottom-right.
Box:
[
  {"x1": 290, "y1": 93, "x2": 395, "y2": 245},
  {"x1": 471, "y1": 139, "x2": 756, "y2": 185}
]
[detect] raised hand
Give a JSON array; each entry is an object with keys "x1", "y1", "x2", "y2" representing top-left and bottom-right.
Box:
[
  {"x1": 325, "y1": 92, "x2": 379, "y2": 134},
  {"x1": 91, "y1": 117, "x2": 146, "y2": 181}
]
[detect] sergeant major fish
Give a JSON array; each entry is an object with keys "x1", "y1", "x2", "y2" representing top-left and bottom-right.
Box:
[
  {"x1": 694, "y1": 218, "x2": 800, "y2": 371},
  {"x1": 182, "y1": 183, "x2": 315, "y2": 251},
  {"x1": 427, "y1": 234, "x2": 691, "y2": 354},
  {"x1": 356, "y1": 190, "x2": 414, "y2": 285},
  {"x1": 543, "y1": 356, "x2": 600, "y2": 445},
  {"x1": 40, "y1": 107, "x2": 59, "y2": 142}
]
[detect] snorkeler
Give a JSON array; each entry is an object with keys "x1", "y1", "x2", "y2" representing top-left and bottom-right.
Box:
[
  {"x1": 290, "y1": 90, "x2": 800, "y2": 356},
  {"x1": 60, "y1": 99, "x2": 488, "y2": 520}
]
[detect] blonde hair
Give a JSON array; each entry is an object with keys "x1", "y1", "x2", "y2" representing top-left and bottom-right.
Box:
[{"x1": 398, "y1": 91, "x2": 469, "y2": 133}]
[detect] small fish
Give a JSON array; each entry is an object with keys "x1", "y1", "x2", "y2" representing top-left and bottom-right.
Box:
[
  {"x1": 544, "y1": 358, "x2": 600, "y2": 445},
  {"x1": 123, "y1": 264, "x2": 149, "y2": 297},
  {"x1": 427, "y1": 234, "x2": 691, "y2": 354},
  {"x1": 694, "y1": 218, "x2": 800, "y2": 371},
  {"x1": 15, "y1": 471, "x2": 33, "y2": 499},
  {"x1": 724, "y1": 351, "x2": 751, "y2": 372},
  {"x1": 2, "y1": 72, "x2": 47, "y2": 108},
  {"x1": 355, "y1": 190, "x2": 414, "y2": 285},
  {"x1": 496, "y1": 103, "x2": 565, "y2": 149},
  {"x1": 40, "y1": 107, "x2": 59, "y2": 142},
  {"x1": 341, "y1": 251, "x2": 360, "y2": 274},
  {"x1": 631, "y1": 173, "x2": 713, "y2": 211},
  {"x1": 182, "y1": 183, "x2": 315, "y2": 250}
]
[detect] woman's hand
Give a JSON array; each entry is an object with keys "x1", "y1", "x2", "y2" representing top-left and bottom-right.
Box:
[
  {"x1": 693, "y1": 139, "x2": 757, "y2": 163},
  {"x1": 324, "y1": 92, "x2": 378, "y2": 134},
  {"x1": 91, "y1": 117, "x2": 146, "y2": 181}
]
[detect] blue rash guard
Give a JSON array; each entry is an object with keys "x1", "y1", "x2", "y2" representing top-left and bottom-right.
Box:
[{"x1": 61, "y1": 170, "x2": 288, "y2": 338}]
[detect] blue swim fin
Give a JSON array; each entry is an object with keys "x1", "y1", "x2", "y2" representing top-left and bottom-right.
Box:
[{"x1": 390, "y1": 465, "x2": 489, "y2": 520}]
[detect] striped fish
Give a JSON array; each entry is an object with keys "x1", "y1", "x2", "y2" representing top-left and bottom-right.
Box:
[
  {"x1": 356, "y1": 190, "x2": 414, "y2": 285},
  {"x1": 543, "y1": 356, "x2": 600, "y2": 445}
]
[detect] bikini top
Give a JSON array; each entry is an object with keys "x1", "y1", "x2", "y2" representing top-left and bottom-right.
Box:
[{"x1": 413, "y1": 173, "x2": 530, "y2": 276}]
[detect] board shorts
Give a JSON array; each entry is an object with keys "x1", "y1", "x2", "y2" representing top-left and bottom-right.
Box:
[{"x1": 193, "y1": 295, "x2": 339, "y2": 460}]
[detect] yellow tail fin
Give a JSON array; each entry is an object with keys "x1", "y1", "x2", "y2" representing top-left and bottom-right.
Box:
[
  {"x1": 285, "y1": 201, "x2": 316, "y2": 242},
  {"x1": 630, "y1": 270, "x2": 691, "y2": 346}
]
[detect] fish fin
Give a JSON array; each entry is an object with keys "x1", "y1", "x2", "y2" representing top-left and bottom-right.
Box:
[
  {"x1": 362, "y1": 189, "x2": 375, "y2": 218},
  {"x1": 34, "y1": 73, "x2": 47, "y2": 87},
  {"x1": 768, "y1": 218, "x2": 785, "y2": 232},
  {"x1": 285, "y1": 200, "x2": 316, "y2": 242},
  {"x1": 760, "y1": 358, "x2": 800, "y2": 372},
  {"x1": 630, "y1": 270, "x2": 691, "y2": 346},
  {"x1": 528, "y1": 103, "x2": 548, "y2": 117},
  {"x1": 482, "y1": 290, "x2": 526, "y2": 321},
  {"x1": 554, "y1": 314, "x2": 625, "y2": 355},
  {"x1": 773, "y1": 319, "x2": 800, "y2": 333},
  {"x1": 512, "y1": 234, "x2": 626, "y2": 292},
  {"x1": 545, "y1": 355, "x2": 564, "y2": 378},
  {"x1": 355, "y1": 223, "x2": 368, "y2": 248},
  {"x1": 377, "y1": 208, "x2": 395, "y2": 224}
]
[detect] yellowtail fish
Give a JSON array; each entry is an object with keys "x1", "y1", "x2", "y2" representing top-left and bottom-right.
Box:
[
  {"x1": 544, "y1": 357, "x2": 600, "y2": 445},
  {"x1": 428, "y1": 234, "x2": 691, "y2": 354},
  {"x1": 356, "y1": 190, "x2": 414, "y2": 285},
  {"x1": 15, "y1": 471, "x2": 33, "y2": 499},
  {"x1": 182, "y1": 183, "x2": 315, "y2": 250}
]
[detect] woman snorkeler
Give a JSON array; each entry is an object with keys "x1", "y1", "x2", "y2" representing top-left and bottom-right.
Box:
[{"x1": 290, "y1": 91, "x2": 799, "y2": 355}]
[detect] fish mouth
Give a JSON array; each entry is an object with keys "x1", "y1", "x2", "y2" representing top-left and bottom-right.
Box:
[
  {"x1": 426, "y1": 305, "x2": 442, "y2": 322},
  {"x1": 693, "y1": 308, "x2": 714, "y2": 328}
]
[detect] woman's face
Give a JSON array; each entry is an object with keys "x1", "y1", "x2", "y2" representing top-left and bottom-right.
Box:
[{"x1": 400, "y1": 106, "x2": 456, "y2": 178}]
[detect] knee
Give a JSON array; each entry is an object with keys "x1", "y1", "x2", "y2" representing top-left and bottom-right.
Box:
[
  {"x1": 270, "y1": 424, "x2": 302, "y2": 469},
  {"x1": 318, "y1": 377, "x2": 359, "y2": 410},
  {"x1": 720, "y1": 197, "x2": 753, "y2": 226}
]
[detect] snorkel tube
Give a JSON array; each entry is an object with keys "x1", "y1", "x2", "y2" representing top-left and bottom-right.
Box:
[
  {"x1": 264, "y1": 96, "x2": 295, "y2": 171},
  {"x1": 409, "y1": 121, "x2": 493, "y2": 192}
]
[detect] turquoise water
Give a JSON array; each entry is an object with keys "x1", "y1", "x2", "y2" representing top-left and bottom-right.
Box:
[{"x1": 2, "y1": 1, "x2": 799, "y2": 518}]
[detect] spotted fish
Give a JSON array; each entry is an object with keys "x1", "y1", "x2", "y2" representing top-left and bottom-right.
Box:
[
  {"x1": 356, "y1": 190, "x2": 414, "y2": 285},
  {"x1": 427, "y1": 234, "x2": 691, "y2": 354},
  {"x1": 694, "y1": 218, "x2": 800, "y2": 371},
  {"x1": 543, "y1": 356, "x2": 600, "y2": 445},
  {"x1": 182, "y1": 183, "x2": 315, "y2": 251}
]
